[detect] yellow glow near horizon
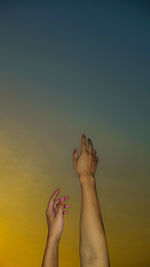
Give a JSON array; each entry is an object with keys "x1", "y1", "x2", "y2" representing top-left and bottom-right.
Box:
[{"x1": 0, "y1": 123, "x2": 150, "y2": 267}]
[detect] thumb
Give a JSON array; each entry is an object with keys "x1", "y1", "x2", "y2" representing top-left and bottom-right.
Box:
[
  {"x1": 57, "y1": 201, "x2": 64, "y2": 217},
  {"x1": 73, "y1": 148, "x2": 78, "y2": 169}
]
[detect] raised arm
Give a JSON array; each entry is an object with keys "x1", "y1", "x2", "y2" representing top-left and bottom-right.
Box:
[
  {"x1": 73, "y1": 134, "x2": 110, "y2": 267},
  {"x1": 42, "y1": 188, "x2": 71, "y2": 267}
]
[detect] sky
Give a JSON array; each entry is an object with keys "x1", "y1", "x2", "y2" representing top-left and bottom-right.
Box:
[{"x1": 0, "y1": 2, "x2": 150, "y2": 267}]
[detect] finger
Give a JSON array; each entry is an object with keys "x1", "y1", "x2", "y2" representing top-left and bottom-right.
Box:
[
  {"x1": 55, "y1": 203, "x2": 71, "y2": 214},
  {"x1": 54, "y1": 195, "x2": 70, "y2": 208},
  {"x1": 63, "y1": 211, "x2": 68, "y2": 215},
  {"x1": 64, "y1": 204, "x2": 71, "y2": 208},
  {"x1": 73, "y1": 148, "x2": 78, "y2": 169},
  {"x1": 57, "y1": 202, "x2": 64, "y2": 217},
  {"x1": 81, "y1": 134, "x2": 87, "y2": 152},
  {"x1": 60, "y1": 195, "x2": 70, "y2": 202},
  {"x1": 50, "y1": 188, "x2": 60, "y2": 202},
  {"x1": 93, "y1": 148, "x2": 96, "y2": 158},
  {"x1": 54, "y1": 198, "x2": 60, "y2": 209},
  {"x1": 54, "y1": 196, "x2": 64, "y2": 209},
  {"x1": 73, "y1": 148, "x2": 78, "y2": 158},
  {"x1": 47, "y1": 188, "x2": 60, "y2": 210},
  {"x1": 64, "y1": 195, "x2": 69, "y2": 200},
  {"x1": 88, "y1": 138, "x2": 93, "y2": 153}
]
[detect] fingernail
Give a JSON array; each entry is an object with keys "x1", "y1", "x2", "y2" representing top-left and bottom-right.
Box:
[
  {"x1": 83, "y1": 133, "x2": 86, "y2": 136},
  {"x1": 60, "y1": 197, "x2": 64, "y2": 201}
]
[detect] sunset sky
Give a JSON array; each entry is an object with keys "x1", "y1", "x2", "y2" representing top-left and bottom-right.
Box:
[{"x1": 0, "y1": 2, "x2": 150, "y2": 267}]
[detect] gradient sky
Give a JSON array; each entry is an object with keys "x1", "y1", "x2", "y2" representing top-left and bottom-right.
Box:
[{"x1": 0, "y1": 2, "x2": 150, "y2": 267}]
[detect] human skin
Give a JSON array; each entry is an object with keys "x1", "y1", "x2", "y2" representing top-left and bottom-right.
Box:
[
  {"x1": 73, "y1": 134, "x2": 110, "y2": 267},
  {"x1": 42, "y1": 189, "x2": 71, "y2": 267}
]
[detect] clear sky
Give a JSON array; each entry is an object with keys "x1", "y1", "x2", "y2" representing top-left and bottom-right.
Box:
[{"x1": 0, "y1": 2, "x2": 150, "y2": 267}]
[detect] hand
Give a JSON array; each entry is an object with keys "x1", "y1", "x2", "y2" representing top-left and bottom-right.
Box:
[
  {"x1": 73, "y1": 134, "x2": 99, "y2": 179},
  {"x1": 46, "y1": 188, "x2": 71, "y2": 241}
]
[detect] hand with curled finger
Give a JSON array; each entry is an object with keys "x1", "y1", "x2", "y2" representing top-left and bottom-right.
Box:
[{"x1": 46, "y1": 188, "x2": 71, "y2": 242}]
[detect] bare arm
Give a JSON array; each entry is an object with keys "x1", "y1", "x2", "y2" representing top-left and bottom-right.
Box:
[
  {"x1": 73, "y1": 134, "x2": 110, "y2": 267},
  {"x1": 42, "y1": 188, "x2": 71, "y2": 267},
  {"x1": 79, "y1": 175, "x2": 110, "y2": 267},
  {"x1": 42, "y1": 235, "x2": 59, "y2": 267}
]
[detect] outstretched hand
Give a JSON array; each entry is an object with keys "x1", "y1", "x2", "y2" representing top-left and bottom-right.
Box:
[
  {"x1": 46, "y1": 188, "x2": 71, "y2": 241},
  {"x1": 73, "y1": 134, "x2": 99, "y2": 180}
]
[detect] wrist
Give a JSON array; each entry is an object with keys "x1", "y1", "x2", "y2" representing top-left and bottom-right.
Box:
[
  {"x1": 79, "y1": 174, "x2": 96, "y2": 185},
  {"x1": 47, "y1": 233, "x2": 60, "y2": 245}
]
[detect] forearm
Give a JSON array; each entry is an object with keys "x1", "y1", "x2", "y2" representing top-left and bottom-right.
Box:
[
  {"x1": 42, "y1": 235, "x2": 59, "y2": 267},
  {"x1": 79, "y1": 175, "x2": 110, "y2": 267}
]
